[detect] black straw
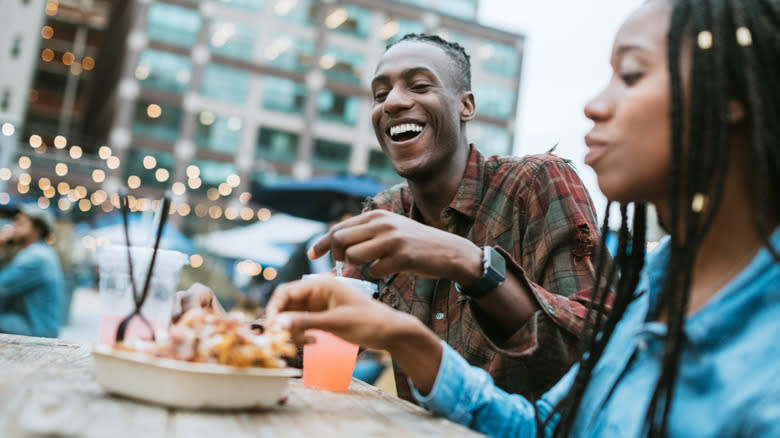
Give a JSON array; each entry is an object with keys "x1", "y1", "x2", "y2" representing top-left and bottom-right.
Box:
[{"x1": 115, "y1": 192, "x2": 171, "y2": 344}]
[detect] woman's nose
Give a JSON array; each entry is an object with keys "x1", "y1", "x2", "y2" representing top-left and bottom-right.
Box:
[{"x1": 584, "y1": 88, "x2": 613, "y2": 123}]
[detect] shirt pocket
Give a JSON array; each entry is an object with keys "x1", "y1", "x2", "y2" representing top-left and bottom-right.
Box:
[{"x1": 460, "y1": 303, "x2": 497, "y2": 366}]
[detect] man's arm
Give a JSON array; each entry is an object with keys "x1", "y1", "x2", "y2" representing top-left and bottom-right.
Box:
[
  {"x1": 308, "y1": 156, "x2": 602, "y2": 347},
  {"x1": 465, "y1": 156, "x2": 603, "y2": 357}
]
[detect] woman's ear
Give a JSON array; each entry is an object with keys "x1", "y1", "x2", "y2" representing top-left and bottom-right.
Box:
[
  {"x1": 728, "y1": 99, "x2": 746, "y2": 123},
  {"x1": 460, "y1": 91, "x2": 476, "y2": 122}
]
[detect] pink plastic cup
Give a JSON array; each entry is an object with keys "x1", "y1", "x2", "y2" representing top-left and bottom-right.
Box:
[{"x1": 301, "y1": 275, "x2": 377, "y2": 391}]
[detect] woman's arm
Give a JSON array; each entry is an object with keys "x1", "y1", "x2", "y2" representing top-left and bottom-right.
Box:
[{"x1": 265, "y1": 277, "x2": 559, "y2": 437}]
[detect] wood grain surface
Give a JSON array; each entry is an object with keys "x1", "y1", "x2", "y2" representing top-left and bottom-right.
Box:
[{"x1": 0, "y1": 334, "x2": 485, "y2": 438}]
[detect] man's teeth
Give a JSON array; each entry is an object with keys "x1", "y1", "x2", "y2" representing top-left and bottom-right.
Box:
[{"x1": 390, "y1": 123, "x2": 423, "y2": 137}]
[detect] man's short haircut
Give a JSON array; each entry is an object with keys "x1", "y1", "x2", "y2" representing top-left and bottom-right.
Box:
[{"x1": 387, "y1": 33, "x2": 472, "y2": 93}]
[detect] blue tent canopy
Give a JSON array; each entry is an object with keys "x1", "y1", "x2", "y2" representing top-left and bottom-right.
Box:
[{"x1": 251, "y1": 174, "x2": 388, "y2": 222}]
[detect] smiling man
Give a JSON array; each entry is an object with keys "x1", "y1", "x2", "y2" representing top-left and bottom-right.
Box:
[
  {"x1": 308, "y1": 34, "x2": 603, "y2": 402},
  {"x1": 177, "y1": 34, "x2": 606, "y2": 402}
]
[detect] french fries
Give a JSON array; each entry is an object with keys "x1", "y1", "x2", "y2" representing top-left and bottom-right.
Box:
[{"x1": 117, "y1": 308, "x2": 296, "y2": 368}]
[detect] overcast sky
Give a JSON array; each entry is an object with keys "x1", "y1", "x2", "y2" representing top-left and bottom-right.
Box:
[{"x1": 478, "y1": 0, "x2": 644, "y2": 221}]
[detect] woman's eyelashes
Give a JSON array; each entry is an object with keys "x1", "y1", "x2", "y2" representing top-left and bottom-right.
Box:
[{"x1": 620, "y1": 72, "x2": 643, "y2": 86}]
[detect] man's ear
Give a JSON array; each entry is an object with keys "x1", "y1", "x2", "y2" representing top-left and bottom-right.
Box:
[
  {"x1": 728, "y1": 99, "x2": 746, "y2": 123},
  {"x1": 460, "y1": 91, "x2": 476, "y2": 122}
]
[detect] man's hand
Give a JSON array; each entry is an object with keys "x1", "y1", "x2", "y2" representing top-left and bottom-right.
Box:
[
  {"x1": 308, "y1": 210, "x2": 483, "y2": 285},
  {"x1": 171, "y1": 283, "x2": 225, "y2": 323}
]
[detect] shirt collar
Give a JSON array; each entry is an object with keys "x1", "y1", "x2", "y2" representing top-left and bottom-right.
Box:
[
  {"x1": 685, "y1": 225, "x2": 780, "y2": 343},
  {"x1": 410, "y1": 144, "x2": 485, "y2": 223},
  {"x1": 642, "y1": 227, "x2": 780, "y2": 344}
]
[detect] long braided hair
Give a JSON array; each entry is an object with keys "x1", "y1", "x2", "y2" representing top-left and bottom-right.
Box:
[{"x1": 548, "y1": 0, "x2": 780, "y2": 436}]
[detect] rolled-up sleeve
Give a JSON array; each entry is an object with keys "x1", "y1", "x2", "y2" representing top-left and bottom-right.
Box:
[{"x1": 410, "y1": 341, "x2": 569, "y2": 438}]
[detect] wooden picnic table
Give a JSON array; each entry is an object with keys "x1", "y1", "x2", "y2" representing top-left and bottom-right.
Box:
[{"x1": 0, "y1": 334, "x2": 485, "y2": 438}]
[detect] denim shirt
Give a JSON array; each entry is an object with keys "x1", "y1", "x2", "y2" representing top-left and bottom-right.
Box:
[
  {"x1": 0, "y1": 242, "x2": 65, "y2": 337},
  {"x1": 411, "y1": 228, "x2": 780, "y2": 437}
]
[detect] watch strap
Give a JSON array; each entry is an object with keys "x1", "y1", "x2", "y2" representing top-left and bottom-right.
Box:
[{"x1": 454, "y1": 246, "x2": 506, "y2": 299}]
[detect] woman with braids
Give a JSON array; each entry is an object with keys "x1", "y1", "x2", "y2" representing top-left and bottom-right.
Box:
[{"x1": 266, "y1": 0, "x2": 780, "y2": 436}]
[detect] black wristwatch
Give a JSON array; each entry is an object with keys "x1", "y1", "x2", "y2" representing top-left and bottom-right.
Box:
[{"x1": 454, "y1": 246, "x2": 506, "y2": 299}]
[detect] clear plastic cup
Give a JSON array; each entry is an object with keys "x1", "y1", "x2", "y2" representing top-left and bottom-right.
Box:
[
  {"x1": 301, "y1": 275, "x2": 377, "y2": 392},
  {"x1": 96, "y1": 245, "x2": 188, "y2": 346}
]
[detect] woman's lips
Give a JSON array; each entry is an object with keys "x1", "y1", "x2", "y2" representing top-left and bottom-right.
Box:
[
  {"x1": 584, "y1": 134, "x2": 608, "y2": 167},
  {"x1": 584, "y1": 144, "x2": 608, "y2": 167}
]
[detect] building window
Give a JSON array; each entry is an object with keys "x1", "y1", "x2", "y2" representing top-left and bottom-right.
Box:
[
  {"x1": 320, "y1": 46, "x2": 364, "y2": 85},
  {"x1": 216, "y1": 0, "x2": 263, "y2": 12},
  {"x1": 381, "y1": 17, "x2": 425, "y2": 45},
  {"x1": 367, "y1": 149, "x2": 402, "y2": 185},
  {"x1": 473, "y1": 84, "x2": 515, "y2": 120},
  {"x1": 322, "y1": 5, "x2": 373, "y2": 39},
  {"x1": 317, "y1": 90, "x2": 360, "y2": 126},
  {"x1": 312, "y1": 138, "x2": 350, "y2": 173},
  {"x1": 209, "y1": 20, "x2": 256, "y2": 60},
  {"x1": 195, "y1": 113, "x2": 242, "y2": 155},
  {"x1": 251, "y1": 169, "x2": 290, "y2": 190},
  {"x1": 0, "y1": 89, "x2": 10, "y2": 111},
  {"x1": 274, "y1": 0, "x2": 314, "y2": 26},
  {"x1": 193, "y1": 159, "x2": 237, "y2": 193},
  {"x1": 469, "y1": 122, "x2": 511, "y2": 157},
  {"x1": 131, "y1": 100, "x2": 182, "y2": 143},
  {"x1": 437, "y1": 0, "x2": 477, "y2": 20},
  {"x1": 391, "y1": 0, "x2": 475, "y2": 20},
  {"x1": 201, "y1": 64, "x2": 251, "y2": 104},
  {"x1": 479, "y1": 41, "x2": 521, "y2": 78},
  {"x1": 146, "y1": 3, "x2": 201, "y2": 48},
  {"x1": 263, "y1": 35, "x2": 314, "y2": 73},
  {"x1": 11, "y1": 36, "x2": 22, "y2": 58},
  {"x1": 136, "y1": 50, "x2": 192, "y2": 95},
  {"x1": 256, "y1": 127, "x2": 298, "y2": 163},
  {"x1": 262, "y1": 76, "x2": 305, "y2": 115}
]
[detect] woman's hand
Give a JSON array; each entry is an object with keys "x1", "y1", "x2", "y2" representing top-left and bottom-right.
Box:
[
  {"x1": 266, "y1": 277, "x2": 443, "y2": 394},
  {"x1": 265, "y1": 277, "x2": 410, "y2": 349}
]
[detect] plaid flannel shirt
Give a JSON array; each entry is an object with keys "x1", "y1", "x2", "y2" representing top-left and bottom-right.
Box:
[{"x1": 344, "y1": 145, "x2": 601, "y2": 402}]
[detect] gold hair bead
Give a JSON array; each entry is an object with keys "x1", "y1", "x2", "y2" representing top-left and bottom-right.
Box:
[
  {"x1": 736, "y1": 26, "x2": 752, "y2": 47},
  {"x1": 697, "y1": 31, "x2": 713, "y2": 50},
  {"x1": 691, "y1": 193, "x2": 707, "y2": 213}
]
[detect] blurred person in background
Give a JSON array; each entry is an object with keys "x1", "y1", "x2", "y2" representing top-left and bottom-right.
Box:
[{"x1": 0, "y1": 205, "x2": 65, "y2": 338}]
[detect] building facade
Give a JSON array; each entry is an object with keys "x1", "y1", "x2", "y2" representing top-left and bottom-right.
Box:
[
  {"x1": 3, "y1": 0, "x2": 524, "y2": 226},
  {"x1": 0, "y1": 0, "x2": 48, "y2": 194}
]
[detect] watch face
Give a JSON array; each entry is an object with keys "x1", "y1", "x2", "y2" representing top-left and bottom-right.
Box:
[
  {"x1": 455, "y1": 247, "x2": 507, "y2": 298},
  {"x1": 485, "y1": 246, "x2": 506, "y2": 281}
]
